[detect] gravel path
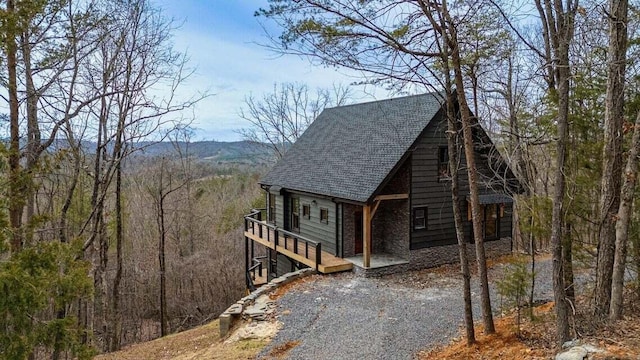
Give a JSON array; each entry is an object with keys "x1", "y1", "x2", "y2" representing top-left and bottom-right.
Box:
[{"x1": 259, "y1": 257, "x2": 576, "y2": 360}]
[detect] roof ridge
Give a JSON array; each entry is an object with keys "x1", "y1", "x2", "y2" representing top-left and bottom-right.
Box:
[{"x1": 325, "y1": 90, "x2": 445, "y2": 111}]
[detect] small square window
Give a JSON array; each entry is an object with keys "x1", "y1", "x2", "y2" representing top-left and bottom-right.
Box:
[
  {"x1": 320, "y1": 208, "x2": 329, "y2": 224},
  {"x1": 413, "y1": 206, "x2": 427, "y2": 230},
  {"x1": 303, "y1": 204, "x2": 311, "y2": 219}
]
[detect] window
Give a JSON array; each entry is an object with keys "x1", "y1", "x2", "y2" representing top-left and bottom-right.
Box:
[
  {"x1": 302, "y1": 204, "x2": 311, "y2": 219},
  {"x1": 484, "y1": 203, "x2": 499, "y2": 239},
  {"x1": 438, "y1": 146, "x2": 450, "y2": 180},
  {"x1": 291, "y1": 197, "x2": 300, "y2": 232},
  {"x1": 268, "y1": 193, "x2": 276, "y2": 223},
  {"x1": 413, "y1": 206, "x2": 428, "y2": 230},
  {"x1": 320, "y1": 208, "x2": 329, "y2": 224},
  {"x1": 468, "y1": 201, "x2": 500, "y2": 239}
]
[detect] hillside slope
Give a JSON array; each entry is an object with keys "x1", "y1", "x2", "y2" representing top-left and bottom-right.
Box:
[{"x1": 94, "y1": 320, "x2": 268, "y2": 360}]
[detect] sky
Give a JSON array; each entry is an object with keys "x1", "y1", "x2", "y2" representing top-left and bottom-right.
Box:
[{"x1": 153, "y1": 0, "x2": 381, "y2": 142}]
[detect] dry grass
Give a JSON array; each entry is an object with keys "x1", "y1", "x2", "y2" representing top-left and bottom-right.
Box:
[{"x1": 94, "y1": 319, "x2": 267, "y2": 360}]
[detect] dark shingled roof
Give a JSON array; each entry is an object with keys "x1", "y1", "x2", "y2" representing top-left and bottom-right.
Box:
[{"x1": 260, "y1": 92, "x2": 445, "y2": 203}]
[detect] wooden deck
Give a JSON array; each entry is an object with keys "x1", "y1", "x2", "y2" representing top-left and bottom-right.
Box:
[{"x1": 244, "y1": 224, "x2": 352, "y2": 274}]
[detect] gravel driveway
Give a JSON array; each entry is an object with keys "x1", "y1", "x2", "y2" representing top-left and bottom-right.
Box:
[{"x1": 259, "y1": 257, "x2": 568, "y2": 360}]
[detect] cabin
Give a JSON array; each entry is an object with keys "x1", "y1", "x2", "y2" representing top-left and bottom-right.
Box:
[{"x1": 243, "y1": 92, "x2": 519, "y2": 288}]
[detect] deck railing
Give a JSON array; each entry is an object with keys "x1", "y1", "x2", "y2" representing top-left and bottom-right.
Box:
[
  {"x1": 244, "y1": 209, "x2": 322, "y2": 271},
  {"x1": 246, "y1": 255, "x2": 266, "y2": 292}
]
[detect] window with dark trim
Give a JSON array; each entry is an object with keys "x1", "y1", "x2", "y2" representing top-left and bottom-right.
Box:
[
  {"x1": 268, "y1": 193, "x2": 276, "y2": 223},
  {"x1": 320, "y1": 208, "x2": 329, "y2": 224},
  {"x1": 438, "y1": 146, "x2": 450, "y2": 180},
  {"x1": 413, "y1": 206, "x2": 428, "y2": 230},
  {"x1": 302, "y1": 204, "x2": 311, "y2": 219},
  {"x1": 291, "y1": 197, "x2": 300, "y2": 232}
]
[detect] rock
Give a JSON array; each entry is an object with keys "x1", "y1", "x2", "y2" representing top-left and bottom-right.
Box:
[
  {"x1": 580, "y1": 344, "x2": 603, "y2": 354},
  {"x1": 562, "y1": 340, "x2": 581, "y2": 349},
  {"x1": 224, "y1": 321, "x2": 283, "y2": 344},
  {"x1": 219, "y1": 313, "x2": 232, "y2": 337},
  {"x1": 227, "y1": 304, "x2": 243, "y2": 316},
  {"x1": 555, "y1": 346, "x2": 588, "y2": 360},
  {"x1": 244, "y1": 308, "x2": 266, "y2": 317}
]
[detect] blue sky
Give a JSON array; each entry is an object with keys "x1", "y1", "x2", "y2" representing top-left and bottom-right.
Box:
[{"x1": 153, "y1": 0, "x2": 378, "y2": 142}]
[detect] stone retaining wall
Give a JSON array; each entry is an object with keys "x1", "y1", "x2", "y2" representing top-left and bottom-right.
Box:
[{"x1": 219, "y1": 268, "x2": 315, "y2": 337}]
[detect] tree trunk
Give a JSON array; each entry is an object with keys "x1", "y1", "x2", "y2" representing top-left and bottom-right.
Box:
[
  {"x1": 111, "y1": 145, "x2": 124, "y2": 350},
  {"x1": 595, "y1": 0, "x2": 628, "y2": 319},
  {"x1": 7, "y1": 0, "x2": 23, "y2": 253},
  {"x1": 158, "y1": 160, "x2": 169, "y2": 337},
  {"x1": 529, "y1": 216, "x2": 536, "y2": 320},
  {"x1": 21, "y1": 28, "x2": 40, "y2": 246},
  {"x1": 610, "y1": 111, "x2": 640, "y2": 320},
  {"x1": 535, "y1": 0, "x2": 577, "y2": 345},
  {"x1": 444, "y1": 12, "x2": 495, "y2": 333},
  {"x1": 549, "y1": 50, "x2": 572, "y2": 346},
  {"x1": 563, "y1": 223, "x2": 575, "y2": 302},
  {"x1": 441, "y1": 35, "x2": 475, "y2": 344}
]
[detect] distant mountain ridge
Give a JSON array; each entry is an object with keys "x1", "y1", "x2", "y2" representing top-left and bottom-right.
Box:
[
  {"x1": 45, "y1": 139, "x2": 275, "y2": 166},
  {"x1": 134, "y1": 140, "x2": 275, "y2": 166}
]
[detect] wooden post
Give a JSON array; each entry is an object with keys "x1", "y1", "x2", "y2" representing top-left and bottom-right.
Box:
[
  {"x1": 363, "y1": 204, "x2": 371, "y2": 268},
  {"x1": 267, "y1": 249, "x2": 272, "y2": 282},
  {"x1": 244, "y1": 236, "x2": 249, "y2": 289}
]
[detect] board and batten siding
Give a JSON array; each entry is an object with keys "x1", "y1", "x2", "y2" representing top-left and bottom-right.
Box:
[
  {"x1": 410, "y1": 112, "x2": 458, "y2": 249},
  {"x1": 267, "y1": 189, "x2": 285, "y2": 227},
  {"x1": 410, "y1": 112, "x2": 513, "y2": 249}
]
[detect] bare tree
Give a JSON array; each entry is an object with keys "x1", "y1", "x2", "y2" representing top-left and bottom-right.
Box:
[
  {"x1": 535, "y1": 0, "x2": 579, "y2": 345},
  {"x1": 440, "y1": 32, "x2": 476, "y2": 344},
  {"x1": 610, "y1": 112, "x2": 639, "y2": 320},
  {"x1": 595, "y1": 0, "x2": 628, "y2": 319},
  {"x1": 147, "y1": 156, "x2": 189, "y2": 336},
  {"x1": 239, "y1": 82, "x2": 351, "y2": 159}
]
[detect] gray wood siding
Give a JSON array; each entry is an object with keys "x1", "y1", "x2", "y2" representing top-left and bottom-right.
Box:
[
  {"x1": 411, "y1": 113, "x2": 458, "y2": 248},
  {"x1": 271, "y1": 192, "x2": 284, "y2": 227},
  {"x1": 296, "y1": 194, "x2": 338, "y2": 256},
  {"x1": 337, "y1": 203, "x2": 343, "y2": 257},
  {"x1": 410, "y1": 113, "x2": 514, "y2": 249}
]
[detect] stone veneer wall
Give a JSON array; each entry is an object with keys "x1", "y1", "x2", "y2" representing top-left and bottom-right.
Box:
[
  {"x1": 352, "y1": 237, "x2": 511, "y2": 277},
  {"x1": 372, "y1": 160, "x2": 410, "y2": 258},
  {"x1": 372, "y1": 200, "x2": 409, "y2": 258},
  {"x1": 408, "y1": 237, "x2": 512, "y2": 271},
  {"x1": 342, "y1": 203, "x2": 357, "y2": 258}
]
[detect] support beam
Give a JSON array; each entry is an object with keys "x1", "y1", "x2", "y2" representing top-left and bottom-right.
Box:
[
  {"x1": 371, "y1": 200, "x2": 381, "y2": 218},
  {"x1": 363, "y1": 204, "x2": 371, "y2": 268},
  {"x1": 374, "y1": 193, "x2": 409, "y2": 201}
]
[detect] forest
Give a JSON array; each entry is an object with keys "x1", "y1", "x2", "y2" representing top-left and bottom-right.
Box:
[
  {"x1": 0, "y1": 0, "x2": 269, "y2": 358},
  {"x1": 1, "y1": 0, "x2": 640, "y2": 358}
]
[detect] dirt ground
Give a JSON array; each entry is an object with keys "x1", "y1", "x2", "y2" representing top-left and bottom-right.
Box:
[
  {"x1": 94, "y1": 256, "x2": 640, "y2": 360},
  {"x1": 419, "y1": 296, "x2": 640, "y2": 360}
]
